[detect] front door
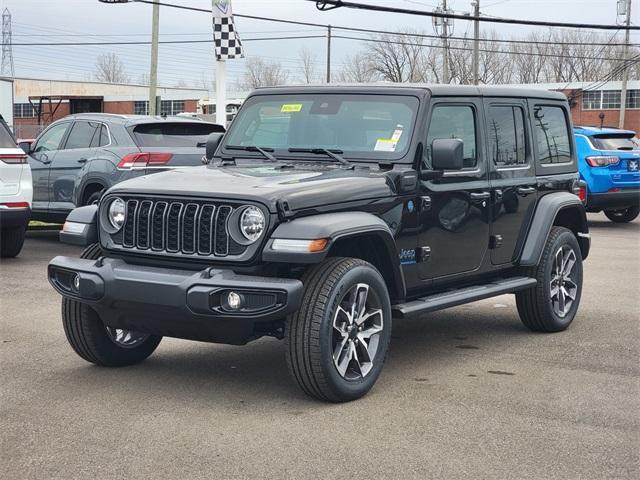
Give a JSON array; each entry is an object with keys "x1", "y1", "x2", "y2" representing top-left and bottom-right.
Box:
[
  {"x1": 27, "y1": 121, "x2": 71, "y2": 212},
  {"x1": 484, "y1": 98, "x2": 538, "y2": 265},
  {"x1": 418, "y1": 100, "x2": 491, "y2": 279},
  {"x1": 48, "y1": 120, "x2": 102, "y2": 212}
]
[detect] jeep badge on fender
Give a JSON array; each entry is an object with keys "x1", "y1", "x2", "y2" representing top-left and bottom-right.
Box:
[{"x1": 48, "y1": 85, "x2": 590, "y2": 402}]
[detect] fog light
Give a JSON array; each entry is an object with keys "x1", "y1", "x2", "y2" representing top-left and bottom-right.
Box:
[
  {"x1": 227, "y1": 291, "x2": 243, "y2": 310},
  {"x1": 73, "y1": 274, "x2": 81, "y2": 292}
]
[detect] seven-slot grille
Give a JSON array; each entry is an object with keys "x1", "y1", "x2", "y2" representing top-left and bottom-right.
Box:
[{"x1": 119, "y1": 198, "x2": 237, "y2": 257}]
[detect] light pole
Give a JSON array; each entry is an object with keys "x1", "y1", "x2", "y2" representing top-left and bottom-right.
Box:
[{"x1": 98, "y1": 0, "x2": 159, "y2": 115}]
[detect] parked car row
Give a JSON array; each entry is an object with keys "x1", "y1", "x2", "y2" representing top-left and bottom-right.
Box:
[{"x1": 1, "y1": 109, "x2": 639, "y2": 260}]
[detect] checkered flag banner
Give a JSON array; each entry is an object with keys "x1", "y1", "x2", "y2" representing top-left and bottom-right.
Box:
[{"x1": 212, "y1": 0, "x2": 244, "y2": 60}]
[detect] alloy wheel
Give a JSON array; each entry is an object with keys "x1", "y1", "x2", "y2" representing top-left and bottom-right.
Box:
[
  {"x1": 332, "y1": 283, "x2": 384, "y2": 380},
  {"x1": 550, "y1": 246, "x2": 578, "y2": 318},
  {"x1": 105, "y1": 326, "x2": 150, "y2": 349}
]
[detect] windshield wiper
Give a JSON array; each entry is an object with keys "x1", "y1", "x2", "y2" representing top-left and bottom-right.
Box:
[
  {"x1": 288, "y1": 148, "x2": 352, "y2": 168},
  {"x1": 226, "y1": 145, "x2": 278, "y2": 162}
]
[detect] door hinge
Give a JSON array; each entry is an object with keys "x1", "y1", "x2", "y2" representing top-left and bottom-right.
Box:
[{"x1": 489, "y1": 235, "x2": 503, "y2": 249}]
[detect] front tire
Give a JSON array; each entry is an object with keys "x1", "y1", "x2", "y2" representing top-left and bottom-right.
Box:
[
  {"x1": 62, "y1": 243, "x2": 162, "y2": 366},
  {"x1": 516, "y1": 227, "x2": 583, "y2": 332},
  {"x1": 285, "y1": 257, "x2": 392, "y2": 402},
  {"x1": 604, "y1": 206, "x2": 639, "y2": 223},
  {"x1": 0, "y1": 226, "x2": 26, "y2": 258}
]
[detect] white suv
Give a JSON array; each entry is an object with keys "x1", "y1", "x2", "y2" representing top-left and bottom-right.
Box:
[{"x1": 0, "y1": 115, "x2": 32, "y2": 257}]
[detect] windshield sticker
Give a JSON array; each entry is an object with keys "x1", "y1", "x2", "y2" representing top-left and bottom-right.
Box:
[
  {"x1": 281, "y1": 104, "x2": 303, "y2": 113},
  {"x1": 391, "y1": 125, "x2": 404, "y2": 141},
  {"x1": 375, "y1": 138, "x2": 398, "y2": 152}
]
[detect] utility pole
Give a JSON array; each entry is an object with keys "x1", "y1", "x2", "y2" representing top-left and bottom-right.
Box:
[
  {"x1": 619, "y1": 0, "x2": 632, "y2": 128},
  {"x1": 326, "y1": 24, "x2": 332, "y2": 83},
  {"x1": 148, "y1": 0, "x2": 160, "y2": 115},
  {"x1": 442, "y1": 0, "x2": 450, "y2": 84},
  {"x1": 471, "y1": 0, "x2": 480, "y2": 85}
]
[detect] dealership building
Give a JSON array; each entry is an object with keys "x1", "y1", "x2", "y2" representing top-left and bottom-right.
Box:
[{"x1": 2, "y1": 77, "x2": 209, "y2": 138}]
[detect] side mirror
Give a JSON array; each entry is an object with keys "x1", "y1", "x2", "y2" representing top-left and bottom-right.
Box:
[
  {"x1": 431, "y1": 138, "x2": 464, "y2": 171},
  {"x1": 205, "y1": 132, "x2": 224, "y2": 161},
  {"x1": 18, "y1": 141, "x2": 33, "y2": 154}
]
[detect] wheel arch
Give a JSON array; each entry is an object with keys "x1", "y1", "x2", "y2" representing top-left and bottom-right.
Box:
[
  {"x1": 520, "y1": 192, "x2": 590, "y2": 266},
  {"x1": 263, "y1": 211, "x2": 406, "y2": 302},
  {"x1": 79, "y1": 180, "x2": 107, "y2": 206}
]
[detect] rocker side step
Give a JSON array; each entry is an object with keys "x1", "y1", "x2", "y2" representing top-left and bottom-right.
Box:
[{"x1": 392, "y1": 276, "x2": 537, "y2": 318}]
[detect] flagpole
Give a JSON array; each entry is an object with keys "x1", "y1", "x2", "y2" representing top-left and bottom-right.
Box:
[{"x1": 216, "y1": 59, "x2": 226, "y2": 127}]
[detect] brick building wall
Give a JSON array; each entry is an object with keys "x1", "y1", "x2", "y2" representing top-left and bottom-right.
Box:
[
  {"x1": 14, "y1": 99, "x2": 200, "y2": 139},
  {"x1": 561, "y1": 88, "x2": 640, "y2": 133}
]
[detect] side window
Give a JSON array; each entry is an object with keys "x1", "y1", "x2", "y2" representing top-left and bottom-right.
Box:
[
  {"x1": 488, "y1": 105, "x2": 527, "y2": 167},
  {"x1": 425, "y1": 105, "x2": 477, "y2": 169},
  {"x1": 33, "y1": 123, "x2": 69, "y2": 153},
  {"x1": 64, "y1": 121, "x2": 101, "y2": 150},
  {"x1": 90, "y1": 124, "x2": 110, "y2": 148},
  {"x1": 533, "y1": 105, "x2": 572, "y2": 164}
]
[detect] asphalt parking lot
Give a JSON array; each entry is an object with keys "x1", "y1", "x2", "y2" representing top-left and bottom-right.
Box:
[{"x1": 1, "y1": 213, "x2": 638, "y2": 480}]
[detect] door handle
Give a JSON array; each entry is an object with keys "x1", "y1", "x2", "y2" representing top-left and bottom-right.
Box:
[
  {"x1": 78, "y1": 158, "x2": 87, "y2": 164},
  {"x1": 470, "y1": 192, "x2": 490, "y2": 200},
  {"x1": 516, "y1": 186, "x2": 536, "y2": 196}
]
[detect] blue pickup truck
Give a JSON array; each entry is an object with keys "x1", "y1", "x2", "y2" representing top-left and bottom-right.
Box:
[{"x1": 574, "y1": 126, "x2": 640, "y2": 223}]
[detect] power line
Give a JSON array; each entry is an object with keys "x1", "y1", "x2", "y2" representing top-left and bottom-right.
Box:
[
  {"x1": 311, "y1": 0, "x2": 640, "y2": 31},
  {"x1": 6, "y1": 35, "x2": 327, "y2": 47}
]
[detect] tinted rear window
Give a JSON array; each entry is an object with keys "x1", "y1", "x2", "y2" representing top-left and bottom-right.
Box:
[
  {"x1": 591, "y1": 134, "x2": 639, "y2": 151},
  {"x1": 131, "y1": 122, "x2": 223, "y2": 147},
  {"x1": 0, "y1": 119, "x2": 16, "y2": 148}
]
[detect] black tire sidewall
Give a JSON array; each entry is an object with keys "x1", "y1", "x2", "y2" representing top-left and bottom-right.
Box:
[
  {"x1": 319, "y1": 264, "x2": 392, "y2": 400},
  {"x1": 539, "y1": 229, "x2": 583, "y2": 330}
]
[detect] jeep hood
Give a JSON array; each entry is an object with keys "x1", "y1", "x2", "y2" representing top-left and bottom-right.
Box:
[{"x1": 108, "y1": 164, "x2": 399, "y2": 212}]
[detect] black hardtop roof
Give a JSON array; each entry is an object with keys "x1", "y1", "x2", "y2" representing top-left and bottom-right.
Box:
[
  {"x1": 253, "y1": 83, "x2": 567, "y2": 101},
  {"x1": 62, "y1": 113, "x2": 218, "y2": 127}
]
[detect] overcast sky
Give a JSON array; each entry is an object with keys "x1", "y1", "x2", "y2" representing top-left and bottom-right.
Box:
[{"x1": 1, "y1": 0, "x2": 638, "y2": 90}]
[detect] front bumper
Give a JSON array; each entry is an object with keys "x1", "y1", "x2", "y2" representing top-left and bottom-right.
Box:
[
  {"x1": 0, "y1": 207, "x2": 31, "y2": 229},
  {"x1": 48, "y1": 256, "x2": 304, "y2": 345},
  {"x1": 586, "y1": 189, "x2": 640, "y2": 211}
]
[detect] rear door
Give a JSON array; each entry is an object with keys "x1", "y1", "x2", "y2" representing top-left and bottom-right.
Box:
[
  {"x1": 27, "y1": 121, "x2": 71, "y2": 211},
  {"x1": 48, "y1": 120, "x2": 101, "y2": 212},
  {"x1": 418, "y1": 99, "x2": 491, "y2": 280},
  {"x1": 485, "y1": 98, "x2": 538, "y2": 265},
  {"x1": 589, "y1": 133, "x2": 640, "y2": 187},
  {"x1": 128, "y1": 122, "x2": 224, "y2": 173}
]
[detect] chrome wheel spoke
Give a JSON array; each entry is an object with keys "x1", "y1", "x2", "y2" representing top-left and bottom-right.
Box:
[
  {"x1": 106, "y1": 327, "x2": 149, "y2": 349},
  {"x1": 332, "y1": 282, "x2": 384, "y2": 381}
]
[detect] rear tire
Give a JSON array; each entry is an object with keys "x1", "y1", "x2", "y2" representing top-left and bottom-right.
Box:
[
  {"x1": 84, "y1": 189, "x2": 104, "y2": 206},
  {"x1": 516, "y1": 227, "x2": 583, "y2": 332},
  {"x1": 62, "y1": 243, "x2": 162, "y2": 367},
  {"x1": 604, "y1": 206, "x2": 639, "y2": 223},
  {"x1": 285, "y1": 257, "x2": 392, "y2": 402},
  {"x1": 0, "y1": 226, "x2": 26, "y2": 258}
]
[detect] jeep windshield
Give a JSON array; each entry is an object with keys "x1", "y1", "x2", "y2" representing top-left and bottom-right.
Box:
[{"x1": 222, "y1": 94, "x2": 419, "y2": 161}]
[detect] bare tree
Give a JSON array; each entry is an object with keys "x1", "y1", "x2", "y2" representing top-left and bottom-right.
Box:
[
  {"x1": 242, "y1": 57, "x2": 289, "y2": 89},
  {"x1": 138, "y1": 73, "x2": 150, "y2": 86},
  {"x1": 338, "y1": 52, "x2": 379, "y2": 83},
  {"x1": 94, "y1": 53, "x2": 129, "y2": 84},
  {"x1": 298, "y1": 47, "x2": 317, "y2": 84},
  {"x1": 364, "y1": 30, "x2": 428, "y2": 83}
]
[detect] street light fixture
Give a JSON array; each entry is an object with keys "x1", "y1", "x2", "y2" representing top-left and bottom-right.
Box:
[{"x1": 97, "y1": 0, "x2": 160, "y2": 115}]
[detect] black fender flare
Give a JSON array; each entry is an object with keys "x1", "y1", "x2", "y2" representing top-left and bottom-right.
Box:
[
  {"x1": 59, "y1": 205, "x2": 99, "y2": 246},
  {"x1": 520, "y1": 192, "x2": 590, "y2": 266},
  {"x1": 263, "y1": 212, "x2": 405, "y2": 300}
]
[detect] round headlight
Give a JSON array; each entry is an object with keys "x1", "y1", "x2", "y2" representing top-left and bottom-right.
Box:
[
  {"x1": 240, "y1": 206, "x2": 265, "y2": 242},
  {"x1": 108, "y1": 198, "x2": 126, "y2": 231}
]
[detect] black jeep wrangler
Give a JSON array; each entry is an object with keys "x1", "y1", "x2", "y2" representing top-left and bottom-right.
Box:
[{"x1": 49, "y1": 85, "x2": 590, "y2": 402}]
